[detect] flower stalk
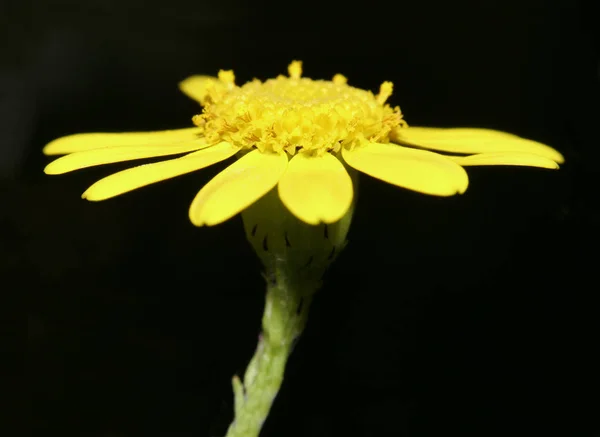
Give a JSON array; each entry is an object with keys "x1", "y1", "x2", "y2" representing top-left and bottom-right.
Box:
[{"x1": 225, "y1": 267, "x2": 316, "y2": 437}]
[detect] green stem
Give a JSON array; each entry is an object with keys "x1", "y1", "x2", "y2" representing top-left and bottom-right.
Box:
[{"x1": 224, "y1": 267, "x2": 317, "y2": 437}]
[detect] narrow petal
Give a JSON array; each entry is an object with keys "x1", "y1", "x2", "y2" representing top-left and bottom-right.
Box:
[
  {"x1": 43, "y1": 127, "x2": 203, "y2": 155},
  {"x1": 342, "y1": 142, "x2": 469, "y2": 196},
  {"x1": 82, "y1": 142, "x2": 239, "y2": 201},
  {"x1": 189, "y1": 150, "x2": 288, "y2": 226},
  {"x1": 44, "y1": 140, "x2": 210, "y2": 175},
  {"x1": 278, "y1": 153, "x2": 353, "y2": 225},
  {"x1": 393, "y1": 127, "x2": 565, "y2": 164},
  {"x1": 448, "y1": 152, "x2": 559, "y2": 169},
  {"x1": 178, "y1": 75, "x2": 219, "y2": 104}
]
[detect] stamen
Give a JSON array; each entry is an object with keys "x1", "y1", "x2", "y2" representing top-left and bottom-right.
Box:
[
  {"x1": 376, "y1": 81, "x2": 394, "y2": 105},
  {"x1": 218, "y1": 70, "x2": 236, "y2": 88},
  {"x1": 332, "y1": 74, "x2": 348, "y2": 85},
  {"x1": 288, "y1": 61, "x2": 303, "y2": 79}
]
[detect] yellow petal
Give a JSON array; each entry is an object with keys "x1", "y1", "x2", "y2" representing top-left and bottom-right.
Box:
[
  {"x1": 178, "y1": 75, "x2": 219, "y2": 104},
  {"x1": 44, "y1": 140, "x2": 210, "y2": 175},
  {"x1": 393, "y1": 127, "x2": 565, "y2": 164},
  {"x1": 448, "y1": 152, "x2": 559, "y2": 169},
  {"x1": 82, "y1": 142, "x2": 239, "y2": 201},
  {"x1": 43, "y1": 127, "x2": 203, "y2": 155},
  {"x1": 342, "y1": 142, "x2": 469, "y2": 196},
  {"x1": 189, "y1": 150, "x2": 288, "y2": 226},
  {"x1": 277, "y1": 153, "x2": 353, "y2": 225}
]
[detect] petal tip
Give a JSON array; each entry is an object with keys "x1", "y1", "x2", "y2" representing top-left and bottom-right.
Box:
[
  {"x1": 188, "y1": 203, "x2": 231, "y2": 227},
  {"x1": 81, "y1": 189, "x2": 96, "y2": 201},
  {"x1": 42, "y1": 139, "x2": 66, "y2": 156},
  {"x1": 456, "y1": 167, "x2": 470, "y2": 195},
  {"x1": 188, "y1": 216, "x2": 203, "y2": 227},
  {"x1": 81, "y1": 186, "x2": 107, "y2": 201},
  {"x1": 300, "y1": 216, "x2": 321, "y2": 226},
  {"x1": 43, "y1": 162, "x2": 61, "y2": 175},
  {"x1": 188, "y1": 205, "x2": 208, "y2": 227}
]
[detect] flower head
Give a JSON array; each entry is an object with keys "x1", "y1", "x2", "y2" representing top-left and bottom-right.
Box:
[
  {"x1": 194, "y1": 61, "x2": 404, "y2": 157},
  {"x1": 44, "y1": 61, "x2": 564, "y2": 227}
]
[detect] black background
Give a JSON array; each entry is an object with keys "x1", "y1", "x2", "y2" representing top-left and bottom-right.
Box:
[{"x1": 4, "y1": 0, "x2": 599, "y2": 436}]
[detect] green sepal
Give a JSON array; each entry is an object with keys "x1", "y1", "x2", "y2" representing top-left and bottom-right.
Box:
[{"x1": 241, "y1": 166, "x2": 357, "y2": 284}]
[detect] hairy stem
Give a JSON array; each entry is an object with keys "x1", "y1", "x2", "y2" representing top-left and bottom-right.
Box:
[{"x1": 224, "y1": 267, "x2": 316, "y2": 437}]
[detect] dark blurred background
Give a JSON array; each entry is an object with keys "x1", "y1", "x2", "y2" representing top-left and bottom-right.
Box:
[{"x1": 4, "y1": 0, "x2": 599, "y2": 435}]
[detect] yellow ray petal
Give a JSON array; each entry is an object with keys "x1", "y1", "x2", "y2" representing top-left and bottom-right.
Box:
[
  {"x1": 43, "y1": 127, "x2": 203, "y2": 156},
  {"x1": 178, "y1": 75, "x2": 219, "y2": 104},
  {"x1": 448, "y1": 152, "x2": 559, "y2": 169},
  {"x1": 189, "y1": 150, "x2": 288, "y2": 226},
  {"x1": 393, "y1": 127, "x2": 565, "y2": 164},
  {"x1": 342, "y1": 142, "x2": 469, "y2": 196},
  {"x1": 277, "y1": 153, "x2": 353, "y2": 225},
  {"x1": 82, "y1": 142, "x2": 239, "y2": 201},
  {"x1": 44, "y1": 140, "x2": 211, "y2": 175}
]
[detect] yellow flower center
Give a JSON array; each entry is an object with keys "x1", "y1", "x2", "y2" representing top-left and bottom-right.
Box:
[{"x1": 194, "y1": 61, "x2": 408, "y2": 156}]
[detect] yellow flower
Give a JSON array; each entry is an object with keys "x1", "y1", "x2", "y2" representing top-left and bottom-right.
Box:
[{"x1": 43, "y1": 61, "x2": 564, "y2": 226}]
